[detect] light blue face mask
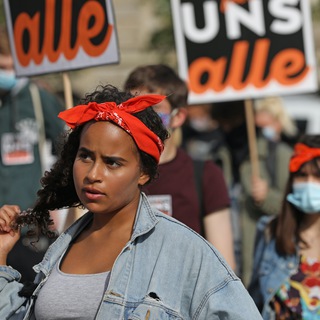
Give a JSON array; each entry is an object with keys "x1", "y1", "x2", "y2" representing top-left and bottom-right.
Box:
[
  {"x1": 261, "y1": 126, "x2": 277, "y2": 141},
  {"x1": 287, "y1": 182, "x2": 320, "y2": 214},
  {"x1": 0, "y1": 69, "x2": 17, "y2": 91}
]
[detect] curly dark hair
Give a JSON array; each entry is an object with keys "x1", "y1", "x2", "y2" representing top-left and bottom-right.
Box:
[{"x1": 14, "y1": 84, "x2": 169, "y2": 237}]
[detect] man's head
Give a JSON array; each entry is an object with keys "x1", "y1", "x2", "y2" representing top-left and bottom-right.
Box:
[
  {"x1": 124, "y1": 64, "x2": 188, "y2": 109},
  {"x1": 124, "y1": 64, "x2": 188, "y2": 131}
]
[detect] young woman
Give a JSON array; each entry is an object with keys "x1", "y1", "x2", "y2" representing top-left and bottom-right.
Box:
[
  {"x1": 0, "y1": 85, "x2": 261, "y2": 319},
  {"x1": 249, "y1": 134, "x2": 320, "y2": 319}
]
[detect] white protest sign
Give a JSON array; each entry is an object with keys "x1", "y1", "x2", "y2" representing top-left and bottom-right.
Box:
[
  {"x1": 4, "y1": 0, "x2": 120, "y2": 77},
  {"x1": 171, "y1": 0, "x2": 318, "y2": 103}
]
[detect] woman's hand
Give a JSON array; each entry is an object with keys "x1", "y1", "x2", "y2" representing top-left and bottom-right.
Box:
[
  {"x1": 0, "y1": 205, "x2": 21, "y2": 265},
  {"x1": 251, "y1": 175, "x2": 269, "y2": 204}
]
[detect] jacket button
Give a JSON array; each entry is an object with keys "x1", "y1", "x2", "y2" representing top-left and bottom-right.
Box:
[
  {"x1": 287, "y1": 262, "x2": 295, "y2": 269},
  {"x1": 267, "y1": 288, "x2": 273, "y2": 293}
]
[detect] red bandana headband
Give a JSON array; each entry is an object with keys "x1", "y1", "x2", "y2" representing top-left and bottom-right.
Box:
[
  {"x1": 58, "y1": 94, "x2": 166, "y2": 162},
  {"x1": 289, "y1": 143, "x2": 320, "y2": 172}
]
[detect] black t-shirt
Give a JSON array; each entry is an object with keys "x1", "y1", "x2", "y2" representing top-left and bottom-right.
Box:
[{"x1": 142, "y1": 148, "x2": 230, "y2": 234}]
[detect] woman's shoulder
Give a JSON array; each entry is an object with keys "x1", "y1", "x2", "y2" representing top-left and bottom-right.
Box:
[
  {"x1": 139, "y1": 196, "x2": 234, "y2": 275},
  {"x1": 153, "y1": 210, "x2": 233, "y2": 267},
  {"x1": 153, "y1": 209, "x2": 205, "y2": 240},
  {"x1": 151, "y1": 211, "x2": 238, "y2": 288}
]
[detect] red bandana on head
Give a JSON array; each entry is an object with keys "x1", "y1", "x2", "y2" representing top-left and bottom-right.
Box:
[
  {"x1": 289, "y1": 143, "x2": 320, "y2": 172},
  {"x1": 58, "y1": 94, "x2": 166, "y2": 162}
]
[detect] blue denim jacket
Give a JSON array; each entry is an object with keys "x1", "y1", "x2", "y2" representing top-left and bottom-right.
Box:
[
  {"x1": 0, "y1": 193, "x2": 262, "y2": 320},
  {"x1": 248, "y1": 216, "x2": 299, "y2": 320}
]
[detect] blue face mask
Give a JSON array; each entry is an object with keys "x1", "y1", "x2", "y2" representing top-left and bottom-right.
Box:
[
  {"x1": 156, "y1": 109, "x2": 178, "y2": 129},
  {"x1": 0, "y1": 69, "x2": 17, "y2": 91},
  {"x1": 287, "y1": 182, "x2": 320, "y2": 214},
  {"x1": 157, "y1": 112, "x2": 171, "y2": 128}
]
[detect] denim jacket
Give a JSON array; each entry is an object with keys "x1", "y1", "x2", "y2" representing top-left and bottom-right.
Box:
[
  {"x1": 0, "y1": 193, "x2": 262, "y2": 320},
  {"x1": 248, "y1": 216, "x2": 299, "y2": 320}
]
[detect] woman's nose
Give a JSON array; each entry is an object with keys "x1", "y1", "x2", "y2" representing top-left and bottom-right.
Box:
[
  {"x1": 306, "y1": 175, "x2": 320, "y2": 183},
  {"x1": 86, "y1": 163, "x2": 103, "y2": 182}
]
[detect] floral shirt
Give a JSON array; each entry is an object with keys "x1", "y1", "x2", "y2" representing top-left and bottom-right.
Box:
[{"x1": 272, "y1": 255, "x2": 320, "y2": 319}]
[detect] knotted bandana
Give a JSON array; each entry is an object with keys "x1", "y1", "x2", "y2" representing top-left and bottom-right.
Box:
[
  {"x1": 289, "y1": 143, "x2": 320, "y2": 172},
  {"x1": 58, "y1": 94, "x2": 166, "y2": 162}
]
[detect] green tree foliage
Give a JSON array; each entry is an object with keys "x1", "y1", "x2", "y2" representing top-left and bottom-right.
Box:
[
  {"x1": 0, "y1": 0, "x2": 5, "y2": 25},
  {"x1": 147, "y1": 0, "x2": 175, "y2": 62},
  {"x1": 313, "y1": 0, "x2": 320, "y2": 20}
]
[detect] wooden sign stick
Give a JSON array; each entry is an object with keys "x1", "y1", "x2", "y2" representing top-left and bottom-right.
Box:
[
  {"x1": 62, "y1": 72, "x2": 74, "y2": 109},
  {"x1": 245, "y1": 99, "x2": 260, "y2": 178},
  {"x1": 61, "y1": 71, "x2": 86, "y2": 230}
]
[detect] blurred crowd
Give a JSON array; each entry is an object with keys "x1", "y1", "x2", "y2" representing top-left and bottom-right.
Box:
[{"x1": 2, "y1": 17, "x2": 320, "y2": 318}]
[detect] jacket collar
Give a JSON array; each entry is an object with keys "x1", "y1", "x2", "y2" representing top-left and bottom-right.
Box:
[
  {"x1": 34, "y1": 193, "x2": 158, "y2": 275},
  {"x1": 130, "y1": 192, "x2": 159, "y2": 241}
]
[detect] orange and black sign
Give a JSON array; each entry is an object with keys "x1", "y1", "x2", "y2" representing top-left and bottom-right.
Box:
[
  {"x1": 4, "y1": 0, "x2": 119, "y2": 77},
  {"x1": 171, "y1": 0, "x2": 318, "y2": 103}
]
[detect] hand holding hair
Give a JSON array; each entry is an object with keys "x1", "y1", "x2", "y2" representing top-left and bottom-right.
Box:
[{"x1": 0, "y1": 205, "x2": 21, "y2": 264}]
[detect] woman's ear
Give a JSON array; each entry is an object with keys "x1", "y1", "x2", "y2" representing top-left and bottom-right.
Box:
[
  {"x1": 138, "y1": 171, "x2": 150, "y2": 186},
  {"x1": 170, "y1": 107, "x2": 188, "y2": 129}
]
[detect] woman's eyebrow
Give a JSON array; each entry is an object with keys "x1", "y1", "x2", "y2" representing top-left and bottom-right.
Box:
[
  {"x1": 78, "y1": 146, "x2": 128, "y2": 163},
  {"x1": 78, "y1": 147, "x2": 93, "y2": 155},
  {"x1": 102, "y1": 155, "x2": 128, "y2": 163}
]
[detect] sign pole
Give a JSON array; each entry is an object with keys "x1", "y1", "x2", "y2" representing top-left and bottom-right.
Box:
[
  {"x1": 62, "y1": 72, "x2": 73, "y2": 109},
  {"x1": 62, "y1": 71, "x2": 85, "y2": 230},
  {"x1": 244, "y1": 99, "x2": 259, "y2": 178}
]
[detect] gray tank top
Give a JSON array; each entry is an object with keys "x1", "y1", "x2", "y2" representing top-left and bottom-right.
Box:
[{"x1": 34, "y1": 253, "x2": 110, "y2": 320}]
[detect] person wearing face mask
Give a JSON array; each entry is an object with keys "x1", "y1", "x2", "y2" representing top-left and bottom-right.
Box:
[
  {"x1": 249, "y1": 134, "x2": 320, "y2": 319},
  {"x1": 0, "y1": 25, "x2": 65, "y2": 283},
  {"x1": 124, "y1": 64, "x2": 236, "y2": 271},
  {"x1": 210, "y1": 100, "x2": 293, "y2": 286},
  {"x1": 181, "y1": 103, "x2": 226, "y2": 162},
  {"x1": 254, "y1": 96, "x2": 299, "y2": 147}
]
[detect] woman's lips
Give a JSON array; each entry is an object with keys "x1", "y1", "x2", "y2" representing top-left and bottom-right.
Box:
[{"x1": 83, "y1": 188, "x2": 104, "y2": 200}]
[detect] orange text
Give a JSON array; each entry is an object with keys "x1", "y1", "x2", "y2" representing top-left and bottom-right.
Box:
[
  {"x1": 13, "y1": 0, "x2": 113, "y2": 66},
  {"x1": 188, "y1": 38, "x2": 310, "y2": 94}
]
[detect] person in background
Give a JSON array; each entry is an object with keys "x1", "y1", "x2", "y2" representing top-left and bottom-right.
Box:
[
  {"x1": 124, "y1": 64, "x2": 236, "y2": 271},
  {"x1": 211, "y1": 100, "x2": 293, "y2": 286},
  {"x1": 0, "y1": 84, "x2": 262, "y2": 319},
  {"x1": 254, "y1": 96, "x2": 299, "y2": 147},
  {"x1": 182, "y1": 103, "x2": 225, "y2": 162},
  {"x1": 0, "y1": 25, "x2": 65, "y2": 283},
  {"x1": 249, "y1": 134, "x2": 320, "y2": 319}
]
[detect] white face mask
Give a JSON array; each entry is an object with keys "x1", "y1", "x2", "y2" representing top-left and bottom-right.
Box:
[
  {"x1": 261, "y1": 126, "x2": 277, "y2": 141},
  {"x1": 189, "y1": 117, "x2": 211, "y2": 132},
  {"x1": 0, "y1": 69, "x2": 17, "y2": 91}
]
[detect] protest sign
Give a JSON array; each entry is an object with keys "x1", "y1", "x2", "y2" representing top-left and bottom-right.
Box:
[
  {"x1": 4, "y1": 0, "x2": 119, "y2": 77},
  {"x1": 171, "y1": 0, "x2": 318, "y2": 104}
]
